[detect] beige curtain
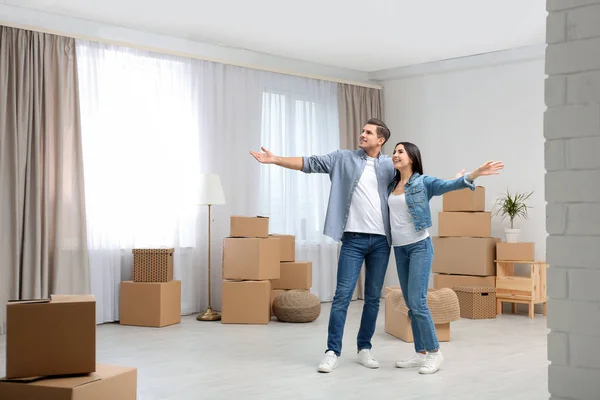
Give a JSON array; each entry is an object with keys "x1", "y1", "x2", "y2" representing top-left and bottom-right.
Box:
[
  {"x1": 0, "y1": 26, "x2": 90, "y2": 334},
  {"x1": 337, "y1": 83, "x2": 384, "y2": 300}
]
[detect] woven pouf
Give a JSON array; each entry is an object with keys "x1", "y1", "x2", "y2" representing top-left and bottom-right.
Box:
[
  {"x1": 388, "y1": 288, "x2": 461, "y2": 324},
  {"x1": 273, "y1": 290, "x2": 321, "y2": 323}
]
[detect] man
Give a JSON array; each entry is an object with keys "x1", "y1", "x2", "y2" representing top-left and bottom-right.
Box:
[{"x1": 250, "y1": 118, "x2": 394, "y2": 373}]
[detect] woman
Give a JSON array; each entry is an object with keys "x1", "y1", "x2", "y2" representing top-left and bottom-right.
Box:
[{"x1": 388, "y1": 142, "x2": 503, "y2": 374}]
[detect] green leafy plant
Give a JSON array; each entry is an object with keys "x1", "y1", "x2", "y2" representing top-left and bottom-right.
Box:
[{"x1": 493, "y1": 190, "x2": 533, "y2": 229}]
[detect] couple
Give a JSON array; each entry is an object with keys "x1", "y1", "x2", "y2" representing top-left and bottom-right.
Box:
[{"x1": 250, "y1": 118, "x2": 504, "y2": 375}]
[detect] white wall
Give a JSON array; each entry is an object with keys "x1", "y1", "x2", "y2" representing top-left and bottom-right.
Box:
[
  {"x1": 545, "y1": 1, "x2": 600, "y2": 399},
  {"x1": 378, "y1": 54, "x2": 547, "y2": 288}
]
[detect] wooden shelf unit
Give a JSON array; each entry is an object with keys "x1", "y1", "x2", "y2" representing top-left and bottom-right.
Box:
[{"x1": 495, "y1": 260, "x2": 548, "y2": 319}]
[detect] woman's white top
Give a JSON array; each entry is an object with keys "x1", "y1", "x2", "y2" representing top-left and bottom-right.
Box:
[{"x1": 388, "y1": 192, "x2": 430, "y2": 246}]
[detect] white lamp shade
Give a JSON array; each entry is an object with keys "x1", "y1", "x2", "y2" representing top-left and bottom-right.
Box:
[{"x1": 198, "y1": 174, "x2": 226, "y2": 205}]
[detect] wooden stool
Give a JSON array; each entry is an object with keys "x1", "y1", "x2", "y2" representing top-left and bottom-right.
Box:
[{"x1": 495, "y1": 260, "x2": 548, "y2": 319}]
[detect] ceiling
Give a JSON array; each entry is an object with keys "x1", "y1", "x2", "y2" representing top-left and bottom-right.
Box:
[{"x1": 3, "y1": 0, "x2": 548, "y2": 72}]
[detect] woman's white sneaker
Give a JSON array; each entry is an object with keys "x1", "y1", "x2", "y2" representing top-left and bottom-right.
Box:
[
  {"x1": 357, "y1": 349, "x2": 379, "y2": 369},
  {"x1": 395, "y1": 353, "x2": 427, "y2": 368},
  {"x1": 318, "y1": 350, "x2": 339, "y2": 373},
  {"x1": 419, "y1": 351, "x2": 444, "y2": 374}
]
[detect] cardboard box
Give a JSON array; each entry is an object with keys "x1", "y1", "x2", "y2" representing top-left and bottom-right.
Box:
[
  {"x1": 496, "y1": 242, "x2": 535, "y2": 261},
  {"x1": 230, "y1": 216, "x2": 269, "y2": 238},
  {"x1": 433, "y1": 274, "x2": 496, "y2": 289},
  {"x1": 384, "y1": 295, "x2": 450, "y2": 342},
  {"x1": 270, "y1": 289, "x2": 287, "y2": 316},
  {"x1": 6, "y1": 295, "x2": 96, "y2": 379},
  {"x1": 432, "y1": 237, "x2": 500, "y2": 276},
  {"x1": 223, "y1": 238, "x2": 280, "y2": 280},
  {"x1": 120, "y1": 281, "x2": 181, "y2": 327},
  {"x1": 383, "y1": 286, "x2": 401, "y2": 296},
  {"x1": 269, "y1": 234, "x2": 295, "y2": 262},
  {"x1": 222, "y1": 280, "x2": 271, "y2": 324},
  {"x1": 0, "y1": 364, "x2": 137, "y2": 400},
  {"x1": 443, "y1": 186, "x2": 485, "y2": 212},
  {"x1": 132, "y1": 248, "x2": 174, "y2": 282},
  {"x1": 438, "y1": 212, "x2": 491, "y2": 238},
  {"x1": 271, "y1": 261, "x2": 312, "y2": 290}
]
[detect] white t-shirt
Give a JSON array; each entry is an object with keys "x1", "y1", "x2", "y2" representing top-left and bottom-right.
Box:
[
  {"x1": 388, "y1": 192, "x2": 429, "y2": 246},
  {"x1": 344, "y1": 157, "x2": 386, "y2": 235}
]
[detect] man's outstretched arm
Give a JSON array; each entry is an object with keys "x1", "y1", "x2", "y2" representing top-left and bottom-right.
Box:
[{"x1": 250, "y1": 147, "x2": 303, "y2": 170}]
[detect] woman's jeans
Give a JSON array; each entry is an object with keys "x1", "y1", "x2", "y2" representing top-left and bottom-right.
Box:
[{"x1": 393, "y1": 237, "x2": 439, "y2": 353}]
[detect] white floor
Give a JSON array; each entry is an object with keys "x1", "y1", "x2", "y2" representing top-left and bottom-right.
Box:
[{"x1": 0, "y1": 301, "x2": 549, "y2": 400}]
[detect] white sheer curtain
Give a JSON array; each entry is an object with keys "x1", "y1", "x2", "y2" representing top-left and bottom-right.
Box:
[
  {"x1": 259, "y1": 82, "x2": 341, "y2": 302},
  {"x1": 76, "y1": 40, "x2": 342, "y2": 323}
]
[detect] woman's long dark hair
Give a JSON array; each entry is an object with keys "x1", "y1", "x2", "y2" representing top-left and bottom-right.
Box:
[{"x1": 389, "y1": 142, "x2": 424, "y2": 191}]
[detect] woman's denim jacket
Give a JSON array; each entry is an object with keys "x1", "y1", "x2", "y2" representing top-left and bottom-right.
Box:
[{"x1": 388, "y1": 172, "x2": 475, "y2": 232}]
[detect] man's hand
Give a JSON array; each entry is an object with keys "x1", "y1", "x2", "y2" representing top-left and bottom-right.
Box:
[{"x1": 250, "y1": 147, "x2": 276, "y2": 164}]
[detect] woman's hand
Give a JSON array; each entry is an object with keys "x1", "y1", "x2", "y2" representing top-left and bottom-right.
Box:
[{"x1": 469, "y1": 160, "x2": 505, "y2": 180}]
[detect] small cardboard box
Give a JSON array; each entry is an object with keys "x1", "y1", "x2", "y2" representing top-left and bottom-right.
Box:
[
  {"x1": 223, "y1": 238, "x2": 280, "y2": 280},
  {"x1": 433, "y1": 274, "x2": 496, "y2": 289},
  {"x1": 269, "y1": 234, "x2": 295, "y2": 262},
  {"x1": 443, "y1": 186, "x2": 485, "y2": 212},
  {"x1": 384, "y1": 294, "x2": 450, "y2": 342},
  {"x1": 438, "y1": 212, "x2": 491, "y2": 238},
  {"x1": 120, "y1": 281, "x2": 181, "y2": 327},
  {"x1": 230, "y1": 216, "x2": 269, "y2": 238},
  {"x1": 222, "y1": 280, "x2": 271, "y2": 324},
  {"x1": 271, "y1": 261, "x2": 312, "y2": 290},
  {"x1": 496, "y1": 242, "x2": 535, "y2": 261},
  {"x1": 6, "y1": 294, "x2": 96, "y2": 379},
  {"x1": 270, "y1": 289, "x2": 287, "y2": 316},
  {"x1": 132, "y1": 248, "x2": 174, "y2": 282},
  {"x1": 432, "y1": 237, "x2": 500, "y2": 276},
  {"x1": 0, "y1": 364, "x2": 137, "y2": 400}
]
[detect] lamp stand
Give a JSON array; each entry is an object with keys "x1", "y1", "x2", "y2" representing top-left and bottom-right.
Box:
[{"x1": 197, "y1": 204, "x2": 221, "y2": 321}]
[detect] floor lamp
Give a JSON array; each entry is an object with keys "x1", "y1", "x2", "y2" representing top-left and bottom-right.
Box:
[{"x1": 197, "y1": 174, "x2": 226, "y2": 321}]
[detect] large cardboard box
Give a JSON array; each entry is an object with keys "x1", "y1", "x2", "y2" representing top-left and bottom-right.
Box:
[
  {"x1": 230, "y1": 216, "x2": 269, "y2": 238},
  {"x1": 270, "y1": 289, "x2": 287, "y2": 316},
  {"x1": 438, "y1": 212, "x2": 491, "y2": 238},
  {"x1": 6, "y1": 295, "x2": 96, "y2": 379},
  {"x1": 0, "y1": 364, "x2": 137, "y2": 400},
  {"x1": 120, "y1": 281, "x2": 181, "y2": 327},
  {"x1": 433, "y1": 274, "x2": 496, "y2": 289},
  {"x1": 269, "y1": 234, "x2": 295, "y2": 262},
  {"x1": 384, "y1": 294, "x2": 450, "y2": 342},
  {"x1": 496, "y1": 242, "x2": 535, "y2": 261},
  {"x1": 443, "y1": 186, "x2": 485, "y2": 212},
  {"x1": 223, "y1": 237, "x2": 280, "y2": 280},
  {"x1": 432, "y1": 237, "x2": 499, "y2": 276},
  {"x1": 132, "y1": 248, "x2": 174, "y2": 282},
  {"x1": 222, "y1": 280, "x2": 271, "y2": 324},
  {"x1": 271, "y1": 261, "x2": 312, "y2": 290}
]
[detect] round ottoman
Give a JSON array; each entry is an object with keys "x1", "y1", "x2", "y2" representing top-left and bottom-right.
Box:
[
  {"x1": 273, "y1": 290, "x2": 321, "y2": 323},
  {"x1": 388, "y1": 288, "x2": 461, "y2": 324}
]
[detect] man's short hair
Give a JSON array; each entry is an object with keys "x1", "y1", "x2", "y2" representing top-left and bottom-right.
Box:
[{"x1": 367, "y1": 118, "x2": 390, "y2": 145}]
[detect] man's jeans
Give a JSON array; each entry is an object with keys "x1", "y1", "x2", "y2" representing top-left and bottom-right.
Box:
[
  {"x1": 327, "y1": 232, "x2": 390, "y2": 356},
  {"x1": 393, "y1": 236, "x2": 439, "y2": 353}
]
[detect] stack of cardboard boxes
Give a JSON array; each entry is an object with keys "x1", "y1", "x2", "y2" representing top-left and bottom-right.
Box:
[
  {"x1": 0, "y1": 295, "x2": 137, "y2": 398},
  {"x1": 432, "y1": 186, "x2": 499, "y2": 290},
  {"x1": 120, "y1": 248, "x2": 182, "y2": 327},
  {"x1": 221, "y1": 216, "x2": 313, "y2": 324}
]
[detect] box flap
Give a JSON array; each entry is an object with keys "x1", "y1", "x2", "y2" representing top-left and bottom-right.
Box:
[
  {"x1": 7, "y1": 298, "x2": 51, "y2": 305},
  {"x1": 50, "y1": 294, "x2": 96, "y2": 303},
  {"x1": 0, "y1": 365, "x2": 135, "y2": 389}
]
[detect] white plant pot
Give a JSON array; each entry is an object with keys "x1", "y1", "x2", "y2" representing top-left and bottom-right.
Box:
[{"x1": 504, "y1": 228, "x2": 521, "y2": 243}]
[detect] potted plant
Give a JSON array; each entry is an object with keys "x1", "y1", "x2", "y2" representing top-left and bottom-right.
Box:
[{"x1": 493, "y1": 190, "x2": 533, "y2": 243}]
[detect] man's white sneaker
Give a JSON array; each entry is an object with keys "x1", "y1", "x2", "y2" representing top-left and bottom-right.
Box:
[
  {"x1": 318, "y1": 350, "x2": 339, "y2": 373},
  {"x1": 395, "y1": 352, "x2": 427, "y2": 368},
  {"x1": 357, "y1": 349, "x2": 379, "y2": 369},
  {"x1": 419, "y1": 351, "x2": 444, "y2": 374}
]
